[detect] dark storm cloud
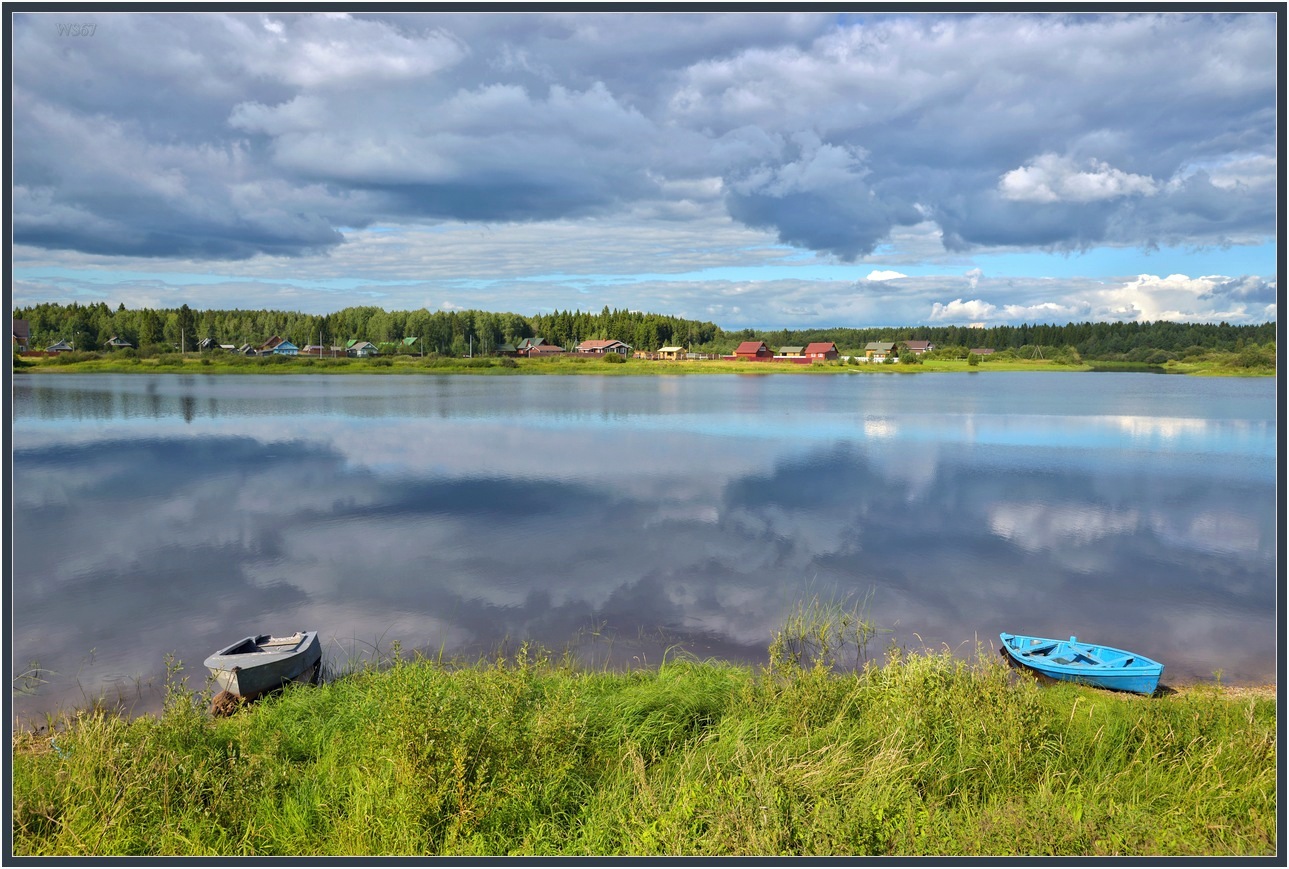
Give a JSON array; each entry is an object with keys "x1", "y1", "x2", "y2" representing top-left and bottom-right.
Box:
[{"x1": 12, "y1": 11, "x2": 1277, "y2": 260}]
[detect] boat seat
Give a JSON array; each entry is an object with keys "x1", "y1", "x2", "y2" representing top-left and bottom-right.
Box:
[
  {"x1": 259, "y1": 634, "x2": 304, "y2": 648},
  {"x1": 1021, "y1": 644, "x2": 1057, "y2": 657},
  {"x1": 1053, "y1": 653, "x2": 1104, "y2": 667}
]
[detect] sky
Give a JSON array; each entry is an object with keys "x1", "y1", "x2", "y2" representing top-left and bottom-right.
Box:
[{"x1": 9, "y1": 10, "x2": 1281, "y2": 329}]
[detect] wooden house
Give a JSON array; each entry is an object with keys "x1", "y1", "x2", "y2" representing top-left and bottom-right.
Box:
[
  {"x1": 12, "y1": 319, "x2": 30, "y2": 353},
  {"x1": 778, "y1": 346, "x2": 804, "y2": 357},
  {"x1": 864, "y1": 341, "x2": 896, "y2": 361},
  {"x1": 346, "y1": 340, "x2": 379, "y2": 358},
  {"x1": 902, "y1": 340, "x2": 935, "y2": 355},
  {"x1": 804, "y1": 342, "x2": 839, "y2": 361},
  {"x1": 577, "y1": 339, "x2": 631, "y2": 356},
  {"x1": 46, "y1": 339, "x2": 73, "y2": 353},
  {"x1": 731, "y1": 341, "x2": 773, "y2": 360},
  {"x1": 657, "y1": 346, "x2": 686, "y2": 360},
  {"x1": 105, "y1": 336, "x2": 134, "y2": 350},
  {"x1": 517, "y1": 338, "x2": 564, "y2": 357}
]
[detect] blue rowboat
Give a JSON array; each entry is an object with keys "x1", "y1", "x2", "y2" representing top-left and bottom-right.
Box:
[
  {"x1": 204, "y1": 630, "x2": 321, "y2": 698},
  {"x1": 1000, "y1": 632, "x2": 1163, "y2": 695}
]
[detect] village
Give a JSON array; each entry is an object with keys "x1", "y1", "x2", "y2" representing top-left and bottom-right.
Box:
[{"x1": 15, "y1": 317, "x2": 967, "y2": 363}]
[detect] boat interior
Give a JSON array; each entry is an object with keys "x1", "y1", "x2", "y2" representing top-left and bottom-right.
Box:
[
  {"x1": 224, "y1": 633, "x2": 305, "y2": 655},
  {"x1": 1014, "y1": 639, "x2": 1140, "y2": 669}
]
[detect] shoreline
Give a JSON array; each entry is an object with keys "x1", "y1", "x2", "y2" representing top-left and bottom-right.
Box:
[
  {"x1": 11, "y1": 355, "x2": 1274, "y2": 377},
  {"x1": 11, "y1": 640, "x2": 1277, "y2": 733}
]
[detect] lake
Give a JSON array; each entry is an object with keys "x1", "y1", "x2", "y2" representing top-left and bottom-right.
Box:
[{"x1": 10, "y1": 371, "x2": 1277, "y2": 720}]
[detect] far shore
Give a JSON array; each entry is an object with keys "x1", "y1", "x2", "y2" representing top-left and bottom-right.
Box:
[{"x1": 11, "y1": 354, "x2": 1274, "y2": 377}]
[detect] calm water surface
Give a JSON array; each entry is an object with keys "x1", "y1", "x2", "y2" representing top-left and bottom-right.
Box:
[{"x1": 11, "y1": 372, "x2": 1277, "y2": 719}]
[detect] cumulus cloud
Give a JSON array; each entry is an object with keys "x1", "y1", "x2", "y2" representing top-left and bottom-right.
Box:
[
  {"x1": 1092, "y1": 273, "x2": 1278, "y2": 323},
  {"x1": 866, "y1": 270, "x2": 906, "y2": 282},
  {"x1": 11, "y1": 12, "x2": 1276, "y2": 264},
  {"x1": 930, "y1": 298, "x2": 997, "y2": 322},
  {"x1": 999, "y1": 154, "x2": 1160, "y2": 203},
  {"x1": 925, "y1": 273, "x2": 1275, "y2": 326}
]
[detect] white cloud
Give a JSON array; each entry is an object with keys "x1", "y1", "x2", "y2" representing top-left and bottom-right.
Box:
[
  {"x1": 999, "y1": 153, "x2": 1159, "y2": 203},
  {"x1": 866, "y1": 270, "x2": 906, "y2": 281},
  {"x1": 920, "y1": 272, "x2": 1275, "y2": 328},
  {"x1": 929, "y1": 298, "x2": 996, "y2": 322},
  {"x1": 1088, "y1": 273, "x2": 1269, "y2": 323}
]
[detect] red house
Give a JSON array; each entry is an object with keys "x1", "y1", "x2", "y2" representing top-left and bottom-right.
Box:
[
  {"x1": 803, "y1": 342, "x2": 839, "y2": 361},
  {"x1": 732, "y1": 341, "x2": 773, "y2": 360}
]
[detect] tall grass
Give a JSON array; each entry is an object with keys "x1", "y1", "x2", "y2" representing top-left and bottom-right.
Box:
[{"x1": 12, "y1": 626, "x2": 1276, "y2": 857}]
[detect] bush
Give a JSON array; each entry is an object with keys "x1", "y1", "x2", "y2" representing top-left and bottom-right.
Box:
[
  {"x1": 603, "y1": 353, "x2": 626, "y2": 364},
  {"x1": 499, "y1": 357, "x2": 518, "y2": 368},
  {"x1": 1234, "y1": 344, "x2": 1275, "y2": 369},
  {"x1": 54, "y1": 351, "x2": 100, "y2": 364},
  {"x1": 369, "y1": 357, "x2": 394, "y2": 367}
]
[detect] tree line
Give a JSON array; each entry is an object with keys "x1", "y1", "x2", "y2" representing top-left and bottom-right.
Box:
[{"x1": 11, "y1": 300, "x2": 1276, "y2": 362}]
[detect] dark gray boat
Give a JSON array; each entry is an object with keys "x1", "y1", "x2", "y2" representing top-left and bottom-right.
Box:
[{"x1": 204, "y1": 630, "x2": 321, "y2": 698}]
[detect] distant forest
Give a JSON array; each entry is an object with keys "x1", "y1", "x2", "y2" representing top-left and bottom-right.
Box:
[{"x1": 12, "y1": 301, "x2": 1278, "y2": 363}]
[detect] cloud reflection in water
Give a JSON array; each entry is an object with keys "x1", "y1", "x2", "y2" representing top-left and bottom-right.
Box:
[{"x1": 11, "y1": 373, "x2": 1276, "y2": 720}]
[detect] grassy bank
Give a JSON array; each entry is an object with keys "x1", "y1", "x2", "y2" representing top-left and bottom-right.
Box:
[
  {"x1": 11, "y1": 352, "x2": 1272, "y2": 376},
  {"x1": 12, "y1": 638, "x2": 1276, "y2": 857}
]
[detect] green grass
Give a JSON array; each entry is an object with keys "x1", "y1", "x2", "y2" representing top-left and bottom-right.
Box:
[{"x1": 12, "y1": 631, "x2": 1276, "y2": 857}]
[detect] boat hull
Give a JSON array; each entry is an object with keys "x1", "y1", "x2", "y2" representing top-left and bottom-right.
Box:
[
  {"x1": 1000, "y1": 632, "x2": 1163, "y2": 695},
  {"x1": 204, "y1": 631, "x2": 321, "y2": 698}
]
